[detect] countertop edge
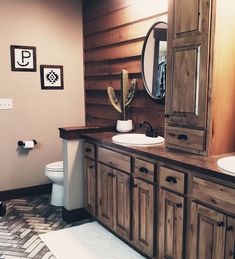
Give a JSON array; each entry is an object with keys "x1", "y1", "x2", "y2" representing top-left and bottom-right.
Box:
[
  {"x1": 82, "y1": 133, "x2": 235, "y2": 184},
  {"x1": 59, "y1": 125, "x2": 116, "y2": 140}
]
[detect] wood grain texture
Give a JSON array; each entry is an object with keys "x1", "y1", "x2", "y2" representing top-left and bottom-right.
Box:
[
  {"x1": 132, "y1": 178, "x2": 154, "y2": 256},
  {"x1": 187, "y1": 202, "x2": 226, "y2": 259},
  {"x1": 83, "y1": 0, "x2": 167, "y2": 130},
  {"x1": 158, "y1": 189, "x2": 184, "y2": 259},
  {"x1": 159, "y1": 166, "x2": 185, "y2": 194},
  {"x1": 192, "y1": 177, "x2": 235, "y2": 215},
  {"x1": 84, "y1": 1, "x2": 167, "y2": 36},
  {"x1": 97, "y1": 163, "x2": 114, "y2": 228},
  {"x1": 84, "y1": 158, "x2": 96, "y2": 215},
  {"x1": 113, "y1": 169, "x2": 131, "y2": 240},
  {"x1": 98, "y1": 146, "x2": 131, "y2": 173}
]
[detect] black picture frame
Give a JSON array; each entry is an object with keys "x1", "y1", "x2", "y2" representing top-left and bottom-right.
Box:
[
  {"x1": 40, "y1": 65, "x2": 64, "y2": 90},
  {"x1": 10, "y1": 45, "x2": 36, "y2": 72}
]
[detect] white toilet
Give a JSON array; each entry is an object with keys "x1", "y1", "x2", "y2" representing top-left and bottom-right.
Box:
[{"x1": 45, "y1": 161, "x2": 64, "y2": 206}]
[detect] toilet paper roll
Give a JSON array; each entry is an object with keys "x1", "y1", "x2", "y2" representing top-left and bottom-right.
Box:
[{"x1": 23, "y1": 141, "x2": 35, "y2": 149}]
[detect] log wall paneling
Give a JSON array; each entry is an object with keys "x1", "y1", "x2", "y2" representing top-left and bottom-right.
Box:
[{"x1": 83, "y1": 0, "x2": 167, "y2": 131}]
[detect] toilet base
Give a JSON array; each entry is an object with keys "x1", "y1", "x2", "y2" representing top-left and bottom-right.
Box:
[{"x1": 50, "y1": 183, "x2": 64, "y2": 206}]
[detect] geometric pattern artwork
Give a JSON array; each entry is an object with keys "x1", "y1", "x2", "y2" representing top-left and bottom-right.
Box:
[
  {"x1": 0, "y1": 195, "x2": 86, "y2": 258},
  {"x1": 40, "y1": 65, "x2": 64, "y2": 90}
]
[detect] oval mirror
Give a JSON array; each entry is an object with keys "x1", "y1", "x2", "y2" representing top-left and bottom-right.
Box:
[{"x1": 141, "y1": 19, "x2": 167, "y2": 104}]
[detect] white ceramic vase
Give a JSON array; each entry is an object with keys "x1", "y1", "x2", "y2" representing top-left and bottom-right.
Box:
[{"x1": 116, "y1": 119, "x2": 133, "y2": 133}]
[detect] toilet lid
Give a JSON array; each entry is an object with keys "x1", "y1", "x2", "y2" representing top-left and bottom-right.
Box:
[{"x1": 46, "y1": 161, "x2": 63, "y2": 172}]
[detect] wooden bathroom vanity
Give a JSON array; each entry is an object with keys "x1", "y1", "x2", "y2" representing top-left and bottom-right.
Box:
[{"x1": 79, "y1": 131, "x2": 235, "y2": 259}]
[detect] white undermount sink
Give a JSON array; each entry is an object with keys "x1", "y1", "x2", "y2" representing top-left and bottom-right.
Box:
[
  {"x1": 217, "y1": 156, "x2": 235, "y2": 174},
  {"x1": 112, "y1": 133, "x2": 164, "y2": 146}
]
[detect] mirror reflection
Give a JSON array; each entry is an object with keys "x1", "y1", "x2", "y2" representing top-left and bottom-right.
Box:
[{"x1": 142, "y1": 20, "x2": 167, "y2": 103}]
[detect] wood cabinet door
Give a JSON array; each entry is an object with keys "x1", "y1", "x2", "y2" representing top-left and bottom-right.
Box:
[
  {"x1": 225, "y1": 217, "x2": 235, "y2": 259},
  {"x1": 113, "y1": 170, "x2": 131, "y2": 240},
  {"x1": 188, "y1": 202, "x2": 226, "y2": 259},
  {"x1": 84, "y1": 158, "x2": 96, "y2": 216},
  {"x1": 97, "y1": 163, "x2": 114, "y2": 228},
  {"x1": 158, "y1": 189, "x2": 184, "y2": 259},
  {"x1": 166, "y1": 0, "x2": 211, "y2": 128},
  {"x1": 133, "y1": 178, "x2": 154, "y2": 257}
]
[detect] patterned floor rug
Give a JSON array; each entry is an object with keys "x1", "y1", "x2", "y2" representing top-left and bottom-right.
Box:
[
  {"x1": 39, "y1": 221, "x2": 145, "y2": 259},
  {"x1": 0, "y1": 195, "x2": 84, "y2": 259}
]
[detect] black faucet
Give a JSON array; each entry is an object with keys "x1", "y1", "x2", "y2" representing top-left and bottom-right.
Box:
[{"x1": 139, "y1": 121, "x2": 158, "y2": 138}]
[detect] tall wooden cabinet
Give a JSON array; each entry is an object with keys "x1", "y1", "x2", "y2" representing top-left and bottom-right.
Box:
[{"x1": 165, "y1": 0, "x2": 235, "y2": 155}]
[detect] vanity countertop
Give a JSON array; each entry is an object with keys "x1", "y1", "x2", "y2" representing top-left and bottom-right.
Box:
[{"x1": 81, "y1": 131, "x2": 235, "y2": 183}]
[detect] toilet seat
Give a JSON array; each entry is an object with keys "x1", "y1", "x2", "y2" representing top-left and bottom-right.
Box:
[{"x1": 46, "y1": 161, "x2": 63, "y2": 172}]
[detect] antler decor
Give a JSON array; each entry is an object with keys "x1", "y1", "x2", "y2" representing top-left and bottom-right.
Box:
[{"x1": 107, "y1": 70, "x2": 137, "y2": 120}]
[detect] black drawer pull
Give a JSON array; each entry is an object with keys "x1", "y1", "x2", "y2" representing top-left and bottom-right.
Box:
[
  {"x1": 89, "y1": 165, "x2": 94, "y2": 169},
  {"x1": 139, "y1": 167, "x2": 148, "y2": 174},
  {"x1": 108, "y1": 172, "x2": 114, "y2": 177},
  {"x1": 177, "y1": 134, "x2": 188, "y2": 141},
  {"x1": 226, "y1": 225, "x2": 233, "y2": 231},
  {"x1": 217, "y1": 221, "x2": 225, "y2": 227},
  {"x1": 133, "y1": 184, "x2": 138, "y2": 188},
  {"x1": 165, "y1": 176, "x2": 177, "y2": 184},
  {"x1": 85, "y1": 148, "x2": 92, "y2": 153},
  {"x1": 164, "y1": 114, "x2": 170, "y2": 118},
  {"x1": 176, "y1": 203, "x2": 182, "y2": 208}
]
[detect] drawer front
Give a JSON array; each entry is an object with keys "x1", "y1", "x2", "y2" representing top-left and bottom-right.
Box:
[
  {"x1": 84, "y1": 142, "x2": 95, "y2": 159},
  {"x1": 192, "y1": 177, "x2": 235, "y2": 215},
  {"x1": 165, "y1": 126, "x2": 206, "y2": 151},
  {"x1": 134, "y1": 158, "x2": 155, "y2": 183},
  {"x1": 98, "y1": 147, "x2": 130, "y2": 173},
  {"x1": 159, "y1": 166, "x2": 185, "y2": 194}
]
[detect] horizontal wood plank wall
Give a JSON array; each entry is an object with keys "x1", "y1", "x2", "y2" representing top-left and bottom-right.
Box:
[{"x1": 83, "y1": 0, "x2": 167, "y2": 134}]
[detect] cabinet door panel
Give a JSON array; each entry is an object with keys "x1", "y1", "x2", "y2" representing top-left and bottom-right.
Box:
[
  {"x1": 97, "y1": 163, "x2": 114, "y2": 228},
  {"x1": 166, "y1": 0, "x2": 211, "y2": 129},
  {"x1": 188, "y1": 202, "x2": 226, "y2": 259},
  {"x1": 133, "y1": 179, "x2": 154, "y2": 256},
  {"x1": 114, "y1": 170, "x2": 130, "y2": 240},
  {"x1": 84, "y1": 158, "x2": 96, "y2": 215},
  {"x1": 174, "y1": 0, "x2": 199, "y2": 36},
  {"x1": 225, "y1": 217, "x2": 235, "y2": 259},
  {"x1": 159, "y1": 189, "x2": 184, "y2": 259},
  {"x1": 171, "y1": 0, "x2": 210, "y2": 38}
]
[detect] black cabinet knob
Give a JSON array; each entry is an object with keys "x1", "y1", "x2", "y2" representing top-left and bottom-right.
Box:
[
  {"x1": 226, "y1": 225, "x2": 233, "y2": 231},
  {"x1": 165, "y1": 176, "x2": 177, "y2": 184},
  {"x1": 176, "y1": 203, "x2": 182, "y2": 208},
  {"x1": 85, "y1": 148, "x2": 92, "y2": 153},
  {"x1": 108, "y1": 172, "x2": 115, "y2": 177},
  {"x1": 133, "y1": 184, "x2": 138, "y2": 188},
  {"x1": 139, "y1": 167, "x2": 148, "y2": 174},
  {"x1": 177, "y1": 134, "x2": 188, "y2": 141},
  {"x1": 217, "y1": 221, "x2": 225, "y2": 227}
]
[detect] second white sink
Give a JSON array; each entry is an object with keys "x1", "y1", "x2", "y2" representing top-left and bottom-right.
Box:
[
  {"x1": 112, "y1": 133, "x2": 164, "y2": 146},
  {"x1": 217, "y1": 156, "x2": 235, "y2": 174}
]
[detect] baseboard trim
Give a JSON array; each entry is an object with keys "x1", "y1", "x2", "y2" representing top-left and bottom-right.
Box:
[
  {"x1": 62, "y1": 207, "x2": 91, "y2": 223},
  {"x1": 0, "y1": 183, "x2": 52, "y2": 201}
]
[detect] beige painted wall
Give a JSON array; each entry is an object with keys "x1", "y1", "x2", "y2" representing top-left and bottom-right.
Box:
[{"x1": 0, "y1": 0, "x2": 85, "y2": 191}]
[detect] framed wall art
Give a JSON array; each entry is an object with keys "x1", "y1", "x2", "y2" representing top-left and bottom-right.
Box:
[
  {"x1": 40, "y1": 65, "x2": 64, "y2": 90},
  {"x1": 10, "y1": 45, "x2": 36, "y2": 72}
]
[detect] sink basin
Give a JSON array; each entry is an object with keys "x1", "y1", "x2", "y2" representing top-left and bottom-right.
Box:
[
  {"x1": 217, "y1": 156, "x2": 235, "y2": 174},
  {"x1": 112, "y1": 133, "x2": 164, "y2": 146}
]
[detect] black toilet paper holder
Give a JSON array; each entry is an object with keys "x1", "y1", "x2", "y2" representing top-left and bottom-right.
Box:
[{"x1": 18, "y1": 140, "x2": 37, "y2": 147}]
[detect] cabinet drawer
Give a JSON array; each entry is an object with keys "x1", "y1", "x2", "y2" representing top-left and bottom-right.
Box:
[
  {"x1": 84, "y1": 142, "x2": 95, "y2": 159},
  {"x1": 134, "y1": 158, "x2": 154, "y2": 183},
  {"x1": 165, "y1": 126, "x2": 206, "y2": 151},
  {"x1": 192, "y1": 177, "x2": 235, "y2": 214},
  {"x1": 98, "y1": 147, "x2": 130, "y2": 173},
  {"x1": 159, "y1": 166, "x2": 185, "y2": 194}
]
